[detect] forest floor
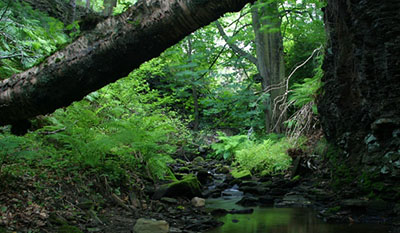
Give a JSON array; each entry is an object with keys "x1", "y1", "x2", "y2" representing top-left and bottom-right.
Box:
[{"x1": 1, "y1": 150, "x2": 400, "y2": 233}]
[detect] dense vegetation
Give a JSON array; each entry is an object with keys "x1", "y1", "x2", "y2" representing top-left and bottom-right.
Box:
[{"x1": 0, "y1": 0, "x2": 336, "y2": 231}]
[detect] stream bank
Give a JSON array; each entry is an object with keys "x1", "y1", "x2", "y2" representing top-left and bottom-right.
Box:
[{"x1": 1, "y1": 154, "x2": 400, "y2": 233}]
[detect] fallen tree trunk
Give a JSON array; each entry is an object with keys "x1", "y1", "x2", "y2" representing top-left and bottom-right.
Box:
[{"x1": 0, "y1": 0, "x2": 254, "y2": 126}]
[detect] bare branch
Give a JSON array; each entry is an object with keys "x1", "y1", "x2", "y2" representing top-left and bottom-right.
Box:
[
  {"x1": 0, "y1": 53, "x2": 22, "y2": 60},
  {"x1": 215, "y1": 20, "x2": 258, "y2": 66}
]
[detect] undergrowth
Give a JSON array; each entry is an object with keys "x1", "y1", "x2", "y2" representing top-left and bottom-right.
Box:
[{"x1": 210, "y1": 133, "x2": 296, "y2": 176}]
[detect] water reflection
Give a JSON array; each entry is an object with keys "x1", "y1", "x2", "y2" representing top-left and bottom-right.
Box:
[{"x1": 205, "y1": 198, "x2": 390, "y2": 233}]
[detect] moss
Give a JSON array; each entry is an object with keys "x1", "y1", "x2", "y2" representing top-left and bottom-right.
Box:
[
  {"x1": 192, "y1": 156, "x2": 204, "y2": 164},
  {"x1": 178, "y1": 166, "x2": 190, "y2": 173},
  {"x1": 291, "y1": 175, "x2": 301, "y2": 182},
  {"x1": 175, "y1": 158, "x2": 186, "y2": 165},
  {"x1": 165, "y1": 174, "x2": 202, "y2": 198},
  {"x1": 231, "y1": 169, "x2": 251, "y2": 180},
  {"x1": 327, "y1": 206, "x2": 341, "y2": 214},
  {"x1": 57, "y1": 225, "x2": 83, "y2": 233}
]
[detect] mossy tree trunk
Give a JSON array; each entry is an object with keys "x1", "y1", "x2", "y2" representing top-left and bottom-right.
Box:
[{"x1": 0, "y1": 0, "x2": 254, "y2": 126}]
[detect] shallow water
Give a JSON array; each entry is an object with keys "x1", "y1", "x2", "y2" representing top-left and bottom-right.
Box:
[{"x1": 205, "y1": 197, "x2": 391, "y2": 233}]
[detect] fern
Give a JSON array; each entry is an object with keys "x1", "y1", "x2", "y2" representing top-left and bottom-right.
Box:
[
  {"x1": 210, "y1": 133, "x2": 251, "y2": 160},
  {"x1": 234, "y1": 138, "x2": 293, "y2": 175}
]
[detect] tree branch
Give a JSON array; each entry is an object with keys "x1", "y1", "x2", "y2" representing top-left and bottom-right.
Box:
[
  {"x1": 215, "y1": 20, "x2": 258, "y2": 66},
  {"x1": 0, "y1": 53, "x2": 22, "y2": 60}
]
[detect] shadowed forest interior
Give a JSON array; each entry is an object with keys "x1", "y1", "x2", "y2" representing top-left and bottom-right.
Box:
[{"x1": 0, "y1": 0, "x2": 399, "y2": 232}]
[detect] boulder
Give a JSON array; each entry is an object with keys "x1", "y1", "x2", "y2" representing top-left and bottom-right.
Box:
[
  {"x1": 197, "y1": 169, "x2": 211, "y2": 185},
  {"x1": 258, "y1": 195, "x2": 274, "y2": 206},
  {"x1": 133, "y1": 218, "x2": 169, "y2": 233},
  {"x1": 231, "y1": 169, "x2": 252, "y2": 180},
  {"x1": 216, "y1": 165, "x2": 230, "y2": 174},
  {"x1": 152, "y1": 174, "x2": 202, "y2": 199},
  {"x1": 211, "y1": 208, "x2": 228, "y2": 216},
  {"x1": 192, "y1": 156, "x2": 205, "y2": 164},
  {"x1": 178, "y1": 166, "x2": 190, "y2": 173},
  {"x1": 191, "y1": 197, "x2": 206, "y2": 207},
  {"x1": 236, "y1": 196, "x2": 258, "y2": 207}
]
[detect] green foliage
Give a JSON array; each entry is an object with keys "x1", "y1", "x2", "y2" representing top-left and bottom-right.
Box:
[
  {"x1": 0, "y1": 0, "x2": 68, "y2": 79},
  {"x1": 210, "y1": 133, "x2": 250, "y2": 160},
  {"x1": 37, "y1": 73, "x2": 186, "y2": 182},
  {"x1": 234, "y1": 138, "x2": 293, "y2": 175},
  {"x1": 288, "y1": 54, "x2": 323, "y2": 110},
  {"x1": 0, "y1": 133, "x2": 42, "y2": 175}
]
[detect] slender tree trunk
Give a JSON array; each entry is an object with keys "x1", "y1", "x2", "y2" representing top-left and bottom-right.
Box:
[
  {"x1": 252, "y1": 1, "x2": 286, "y2": 133},
  {"x1": 70, "y1": 0, "x2": 76, "y2": 24},
  {"x1": 86, "y1": 0, "x2": 90, "y2": 10},
  {"x1": 103, "y1": 0, "x2": 117, "y2": 16},
  {"x1": 0, "y1": 0, "x2": 255, "y2": 126},
  {"x1": 187, "y1": 37, "x2": 200, "y2": 131}
]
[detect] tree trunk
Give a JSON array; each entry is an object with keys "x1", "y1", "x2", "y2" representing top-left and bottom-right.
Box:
[
  {"x1": 187, "y1": 36, "x2": 200, "y2": 131},
  {"x1": 86, "y1": 0, "x2": 90, "y2": 11},
  {"x1": 0, "y1": 0, "x2": 254, "y2": 126},
  {"x1": 252, "y1": 1, "x2": 286, "y2": 133},
  {"x1": 319, "y1": 0, "x2": 400, "y2": 194},
  {"x1": 103, "y1": 0, "x2": 117, "y2": 16},
  {"x1": 70, "y1": 0, "x2": 77, "y2": 24}
]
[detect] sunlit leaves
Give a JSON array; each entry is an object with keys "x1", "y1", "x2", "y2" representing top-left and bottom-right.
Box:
[{"x1": 0, "y1": 0, "x2": 67, "y2": 79}]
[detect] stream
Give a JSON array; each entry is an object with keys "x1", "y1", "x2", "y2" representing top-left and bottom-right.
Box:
[
  {"x1": 204, "y1": 196, "x2": 391, "y2": 233},
  {"x1": 203, "y1": 171, "x2": 391, "y2": 233}
]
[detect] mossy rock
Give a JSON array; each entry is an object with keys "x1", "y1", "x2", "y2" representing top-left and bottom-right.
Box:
[
  {"x1": 57, "y1": 225, "x2": 83, "y2": 233},
  {"x1": 216, "y1": 165, "x2": 230, "y2": 174},
  {"x1": 231, "y1": 169, "x2": 252, "y2": 180},
  {"x1": 175, "y1": 159, "x2": 187, "y2": 165},
  {"x1": 153, "y1": 174, "x2": 202, "y2": 199},
  {"x1": 192, "y1": 156, "x2": 205, "y2": 164},
  {"x1": 167, "y1": 174, "x2": 202, "y2": 198},
  {"x1": 178, "y1": 166, "x2": 190, "y2": 173}
]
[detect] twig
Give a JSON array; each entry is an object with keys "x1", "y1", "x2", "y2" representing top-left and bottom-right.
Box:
[
  {"x1": 38, "y1": 127, "x2": 67, "y2": 135},
  {"x1": 0, "y1": 54, "x2": 22, "y2": 60},
  {"x1": 0, "y1": 0, "x2": 11, "y2": 22},
  {"x1": 111, "y1": 193, "x2": 131, "y2": 211}
]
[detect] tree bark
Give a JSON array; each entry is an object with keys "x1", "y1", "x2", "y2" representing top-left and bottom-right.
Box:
[
  {"x1": 252, "y1": 1, "x2": 286, "y2": 133},
  {"x1": 216, "y1": 2, "x2": 286, "y2": 134},
  {"x1": 319, "y1": 0, "x2": 400, "y2": 188},
  {"x1": 70, "y1": 0, "x2": 77, "y2": 24},
  {"x1": 187, "y1": 36, "x2": 200, "y2": 131},
  {"x1": 0, "y1": 0, "x2": 254, "y2": 126},
  {"x1": 103, "y1": 0, "x2": 117, "y2": 16}
]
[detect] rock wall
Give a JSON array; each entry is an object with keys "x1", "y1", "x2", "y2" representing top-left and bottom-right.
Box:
[{"x1": 318, "y1": 0, "x2": 400, "y2": 193}]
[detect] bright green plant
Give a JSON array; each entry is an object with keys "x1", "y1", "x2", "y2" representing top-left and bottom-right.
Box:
[
  {"x1": 36, "y1": 72, "x2": 188, "y2": 182},
  {"x1": 210, "y1": 133, "x2": 251, "y2": 160},
  {"x1": 0, "y1": 0, "x2": 68, "y2": 79},
  {"x1": 234, "y1": 138, "x2": 293, "y2": 175},
  {"x1": 288, "y1": 54, "x2": 323, "y2": 112}
]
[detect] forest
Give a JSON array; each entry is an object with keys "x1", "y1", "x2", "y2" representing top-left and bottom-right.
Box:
[{"x1": 0, "y1": 0, "x2": 399, "y2": 232}]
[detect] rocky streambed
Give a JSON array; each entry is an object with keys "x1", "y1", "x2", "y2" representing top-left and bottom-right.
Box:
[{"x1": 135, "y1": 156, "x2": 400, "y2": 233}]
